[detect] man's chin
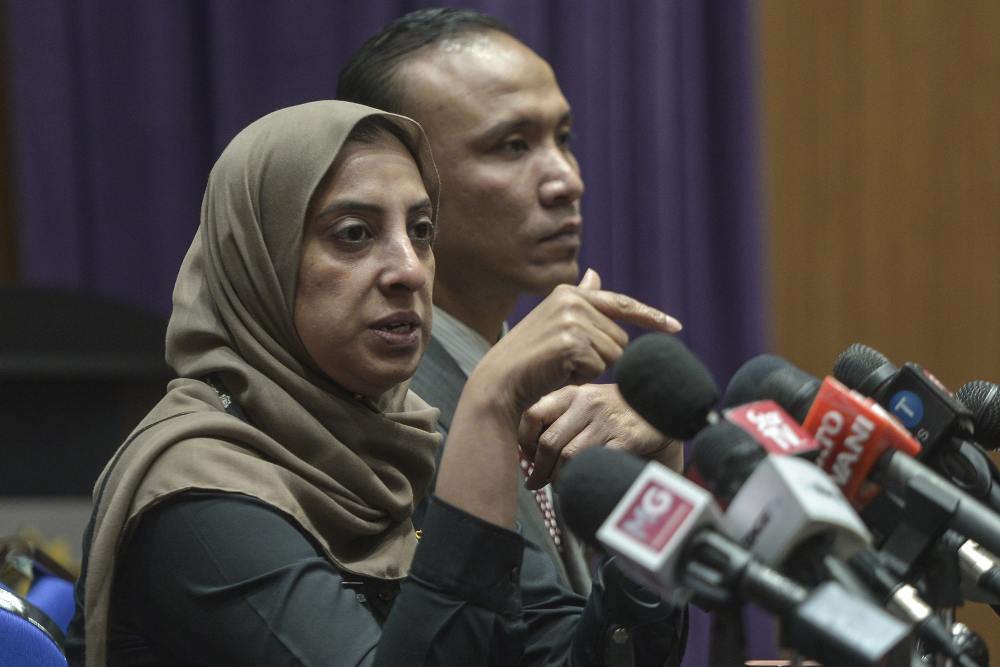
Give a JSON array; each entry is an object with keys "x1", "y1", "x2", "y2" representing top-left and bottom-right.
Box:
[{"x1": 519, "y1": 263, "x2": 581, "y2": 295}]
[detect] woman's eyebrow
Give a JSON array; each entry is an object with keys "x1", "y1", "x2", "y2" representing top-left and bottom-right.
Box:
[
  {"x1": 315, "y1": 199, "x2": 383, "y2": 217},
  {"x1": 316, "y1": 197, "x2": 433, "y2": 218},
  {"x1": 409, "y1": 197, "x2": 433, "y2": 214}
]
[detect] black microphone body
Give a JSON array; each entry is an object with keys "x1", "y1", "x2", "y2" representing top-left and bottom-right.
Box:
[
  {"x1": 692, "y1": 417, "x2": 981, "y2": 664},
  {"x1": 956, "y1": 380, "x2": 1000, "y2": 451},
  {"x1": 723, "y1": 355, "x2": 1000, "y2": 560},
  {"x1": 835, "y1": 344, "x2": 1000, "y2": 506}
]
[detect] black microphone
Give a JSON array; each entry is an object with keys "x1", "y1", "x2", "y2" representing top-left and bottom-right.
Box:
[
  {"x1": 834, "y1": 343, "x2": 999, "y2": 505},
  {"x1": 615, "y1": 333, "x2": 720, "y2": 440},
  {"x1": 721, "y1": 354, "x2": 1000, "y2": 560},
  {"x1": 956, "y1": 380, "x2": 1000, "y2": 451},
  {"x1": 691, "y1": 418, "x2": 980, "y2": 665},
  {"x1": 722, "y1": 353, "x2": 820, "y2": 423},
  {"x1": 556, "y1": 448, "x2": 913, "y2": 667},
  {"x1": 690, "y1": 419, "x2": 871, "y2": 586}
]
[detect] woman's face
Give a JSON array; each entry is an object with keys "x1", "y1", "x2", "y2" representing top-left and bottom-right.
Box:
[{"x1": 294, "y1": 131, "x2": 435, "y2": 398}]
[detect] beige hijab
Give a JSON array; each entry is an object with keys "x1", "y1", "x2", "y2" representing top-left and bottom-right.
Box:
[{"x1": 80, "y1": 101, "x2": 442, "y2": 665}]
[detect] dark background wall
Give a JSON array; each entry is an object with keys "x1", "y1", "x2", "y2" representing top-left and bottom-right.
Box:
[
  {"x1": 0, "y1": 6, "x2": 14, "y2": 282},
  {"x1": 1, "y1": 0, "x2": 765, "y2": 389},
  {"x1": 0, "y1": 2, "x2": 766, "y2": 665}
]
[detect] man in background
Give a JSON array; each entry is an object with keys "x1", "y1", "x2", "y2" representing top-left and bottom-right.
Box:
[{"x1": 338, "y1": 7, "x2": 683, "y2": 595}]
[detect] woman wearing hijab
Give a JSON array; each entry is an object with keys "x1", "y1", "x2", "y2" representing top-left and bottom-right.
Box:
[{"x1": 66, "y1": 100, "x2": 685, "y2": 666}]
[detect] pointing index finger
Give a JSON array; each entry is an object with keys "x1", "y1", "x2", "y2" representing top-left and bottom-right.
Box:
[{"x1": 584, "y1": 290, "x2": 683, "y2": 333}]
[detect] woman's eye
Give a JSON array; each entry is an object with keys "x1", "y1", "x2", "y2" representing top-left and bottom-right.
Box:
[
  {"x1": 411, "y1": 220, "x2": 436, "y2": 243},
  {"x1": 332, "y1": 222, "x2": 373, "y2": 244},
  {"x1": 556, "y1": 129, "x2": 574, "y2": 148}
]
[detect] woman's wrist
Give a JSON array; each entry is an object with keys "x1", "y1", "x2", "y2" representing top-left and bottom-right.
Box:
[
  {"x1": 463, "y1": 361, "x2": 523, "y2": 431},
  {"x1": 436, "y1": 366, "x2": 523, "y2": 529}
]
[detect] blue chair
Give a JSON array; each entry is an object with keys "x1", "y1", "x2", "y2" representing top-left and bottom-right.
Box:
[
  {"x1": 0, "y1": 585, "x2": 67, "y2": 667},
  {"x1": 25, "y1": 575, "x2": 75, "y2": 633},
  {"x1": 0, "y1": 536, "x2": 75, "y2": 665}
]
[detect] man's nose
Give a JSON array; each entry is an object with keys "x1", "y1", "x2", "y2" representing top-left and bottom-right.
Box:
[{"x1": 539, "y1": 149, "x2": 584, "y2": 208}]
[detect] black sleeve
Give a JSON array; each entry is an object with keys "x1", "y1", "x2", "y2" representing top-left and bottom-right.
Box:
[
  {"x1": 111, "y1": 492, "x2": 531, "y2": 666},
  {"x1": 112, "y1": 494, "x2": 383, "y2": 666},
  {"x1": 112, "y1": 493, "x2": 684, "y2": 666},
  {"x1": 514, "y1": 526, "x2": 687, "y2": 667},
  {"x1": 406, "y1": 497, "x2": 687, "y2": 667}
]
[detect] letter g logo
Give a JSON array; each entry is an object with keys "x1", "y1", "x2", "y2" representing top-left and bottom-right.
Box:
[{"x1": 642, "y1": 487, "x2": 674, "y2": 517}]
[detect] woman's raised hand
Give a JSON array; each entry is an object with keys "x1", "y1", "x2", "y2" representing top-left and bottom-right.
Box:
[
  {"x1": 472, "y1": 268, "x2": 682, "y2": 428},
  {"x1": 438, "y1": 269, "x2": 681, "y2": 527}
]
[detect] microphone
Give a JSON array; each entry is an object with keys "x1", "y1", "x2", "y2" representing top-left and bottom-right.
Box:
[
  {"x1": 720, "y1": 367, "x2": 992, "y2": 662},
  {"x1": 724, "y1": 356, "x2": 919, "y2": 506},
  {"x1": 721, "y1": 355, "x2": 1000, "y2": 560},
  {"x1": 834, "y1": 344, "x2": 999, "y2": 504},
  {"x1": 556, "y1": 448, "x2": 913, "y2": 667},
  {"x1": 615, "y1": 333, "x2": 720, "y2": 440},
  {"x1": 690, "y1": 420, "x2": 870, "y2": 575},
  {"x1": 803, "y1": 376, "x2": 921, "y2": 507},
  {"x1": 956, "y1": 380, "x2": 1000, "y2": 451},
  {"x1": 833, "y1": 344, "x2": 973, "y2": 450},
  {"x1": 693, "y1": 409, "x2": 987, "y2": 663},
  {"x1": 721, "y1": 400, "x2": 822, "y2": 459},
  {"x1": 723, "y1": 354, "x2": 820, "y2": 424},
  {"x1": 940, "y1": 530, "x2": 1000, "y2": 604},
  {"x1": 849, "y1": 547, "x2": 988, "y2": 667}
]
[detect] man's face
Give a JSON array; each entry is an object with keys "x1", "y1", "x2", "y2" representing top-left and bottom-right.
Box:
[{"x1": 399, "y1": 32, "x2": 584, "y2": 304}]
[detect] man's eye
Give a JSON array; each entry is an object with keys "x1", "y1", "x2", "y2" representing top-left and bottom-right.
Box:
[
  {"x1": 500, "y1": 138, "x2": 530, "y2": 154},
  {"x1": 556, "y1": 130, "x2": 574, "y2": 148}
]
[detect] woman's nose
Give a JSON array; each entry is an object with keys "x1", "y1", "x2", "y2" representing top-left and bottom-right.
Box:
[{"x1": 379, "y1": 233, "x2": 429, "y2": 292}]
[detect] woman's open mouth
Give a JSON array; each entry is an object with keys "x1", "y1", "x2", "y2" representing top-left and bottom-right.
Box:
[{"x1": 370, "y1": 315, "x2": 422, "y2": 347}]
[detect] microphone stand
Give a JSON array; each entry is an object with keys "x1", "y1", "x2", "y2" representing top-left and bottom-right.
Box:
[{"x1": 708, "y1": 603, "x2": 746, "y2": 667}]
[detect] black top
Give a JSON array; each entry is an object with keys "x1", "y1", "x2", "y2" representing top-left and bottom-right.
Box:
[{"x1": 76, "y1": 492, "x2": 685, "y2": 666}]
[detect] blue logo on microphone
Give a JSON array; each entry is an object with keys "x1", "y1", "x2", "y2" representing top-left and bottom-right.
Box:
[{"x1": 889, "y1": 390, "x2": 924, "y2": 428}]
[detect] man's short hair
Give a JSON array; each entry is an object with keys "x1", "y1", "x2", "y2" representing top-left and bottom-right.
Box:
[{"x1": 337, "y1": 8, "x2": 513, "y2": 117}]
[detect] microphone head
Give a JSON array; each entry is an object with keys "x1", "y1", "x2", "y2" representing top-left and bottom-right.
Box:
[
  {"x1": 832, "y1": 343, "x2": 897, "y2": 397},
  {"x1": 615, "y1": 333, "x2": 719, "y2": 440},
  {"x1": 956, "y1": 380, "x2": 1000, "y2": 451},
  {"x1": 722, "y1": 355, "x2": 821, "y2": 422},
  {"x1": 556, "y1": 448, "x2": 645, "y2": 545},
  {"x1": 720, "y1": 354, "x2": 787, "y2": 408},
  {"x1": 689, "y1": 421, "x2": 766, "y2": 503}
]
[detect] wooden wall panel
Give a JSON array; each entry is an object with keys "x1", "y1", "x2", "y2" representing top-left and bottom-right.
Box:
[
  {"x1": 760, "y1": 0, "x2": 1000, "y2": 385},
  {"x1": 760, "y1": 0, "x2": 1000, "y2": 656}
]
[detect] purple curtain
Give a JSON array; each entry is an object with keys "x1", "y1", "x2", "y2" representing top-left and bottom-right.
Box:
[{"x1": 4, "y1": 1, "x2": 771, "y2": 662}]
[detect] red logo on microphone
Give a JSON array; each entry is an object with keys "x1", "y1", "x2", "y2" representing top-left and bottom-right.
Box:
[
  {"x1": 616, "y1": 480, "x2": 694, "y2": 551},
  {"x1": 803, "y1": 377, "x2": 921, "y2": 506},
  {"x1": 724, "y1": 400, "x2": 819, "y2": 456}
]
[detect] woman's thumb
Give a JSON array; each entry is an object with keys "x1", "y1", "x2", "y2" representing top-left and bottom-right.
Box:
[{"x1": 578, "y1": 267, "x2": 601, "y2": 290}]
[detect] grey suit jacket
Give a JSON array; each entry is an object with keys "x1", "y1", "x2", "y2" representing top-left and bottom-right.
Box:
[{"x1": 411, "y1": 336, "x2": 592, "y2": 595}]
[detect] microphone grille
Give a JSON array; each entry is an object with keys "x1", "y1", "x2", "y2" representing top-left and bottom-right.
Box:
[
  {"x1": 721, "y1": 354, "x2": 787, "y2": 408},
  {"x1": 722, "y1": 354, "x2": 819, "y2": 422},
  {"x1": 956, "y1": 380, "x2": 1000, "y2": 451},
  {"x1": 690, "y1": 421, "x2": 765, "y2": 502},
  {"x1": 833, "y1": 343, "x2": 895, "y2": 395},
  {"x1": 616, "y1": 333, "x2": 719, "y2": 440}
]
